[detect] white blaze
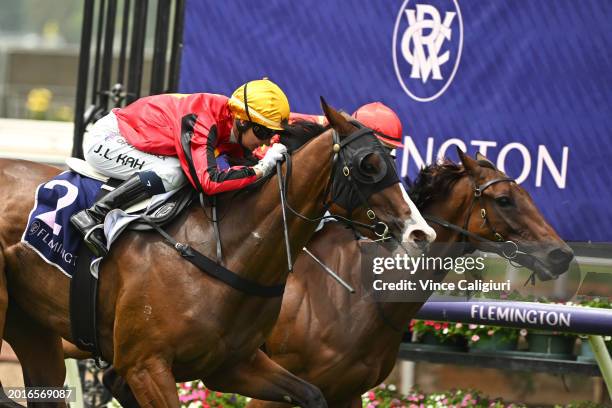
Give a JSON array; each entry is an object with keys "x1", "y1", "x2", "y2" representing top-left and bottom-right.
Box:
[{"x1": 399, "y1": 184, "x2": 437, "y2": 249}]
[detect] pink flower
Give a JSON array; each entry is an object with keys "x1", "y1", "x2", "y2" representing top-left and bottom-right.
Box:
[
  {"x1": 442, "y1": 399, "x2": 449, "y2": 404},
  {"x1": 368, "y1": 391, "x2": 376, "y2": 401},
  {"x1": 379, "y1": 383, "x2": 386, "y2": 389},
  {"x1": 469, "y1": 324, "x2": 478, "y2": 329},
  {"x1": 409, "y1": 405, "x2": 418, "y2": 408},
  {"x1": 455, "y1": 323, "x2": 463, "y2": 328},
  {"x1": 434, "y1": 323, "x2": 442, "y2": 330},
  {"x1": 367, "y1": 404, "x2": 376, "y2": 408},
  {"x1": 471, "y1": 334, "x2": 480, "y2": 342},
  {"x1": 408, "y1": 396, "x2": 419, "y2": 402},
  {"x1": 488, "y1": 330, "x2": 495, "y2": 336}
]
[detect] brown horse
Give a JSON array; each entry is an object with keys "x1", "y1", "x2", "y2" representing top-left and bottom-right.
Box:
[
  {"x1": 245, "y1": 149, "x2": 574, "y2": 408},
  {"x1": 0, "y1": 100, "x2": 436, "y2": 407}
]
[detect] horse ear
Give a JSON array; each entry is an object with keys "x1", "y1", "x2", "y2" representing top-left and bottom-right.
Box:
[
  {"x1": 320, "y1": 96, "x2": 355, "y2": 135},
  {"x1": 475, "y1": 152, "x2": 497, "y2": 170},
  {"x1": 456, "y1": 146, "x2": 481, "y2": 177}
]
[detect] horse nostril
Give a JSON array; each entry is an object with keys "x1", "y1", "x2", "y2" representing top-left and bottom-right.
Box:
[
  {"x1": 409, "y1": 230, "x2": 430, "y2": 251},
  {"x1": 547, "y1": 248, "x2": 574, "y2": 268}
]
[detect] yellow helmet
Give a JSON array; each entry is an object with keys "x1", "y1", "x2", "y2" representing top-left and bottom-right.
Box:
[{"x1": 228, "y1": 78, "x2": 290, "y2": 131}]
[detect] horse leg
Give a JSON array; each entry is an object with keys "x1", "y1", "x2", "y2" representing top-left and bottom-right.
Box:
[
  {"x1": 5, "y1": 308, "x2": 66, "y2": 408},
  {"x1": 236, "y1": 394, "x2": 357, "y2": 408},
  {"x1": 0, "y1": 254, "x2": 24, "y2": 408},
  {"x1": 348, "y1": 396, "x2": 362, "y2": 408},
  {"x1": 62, "y1": 339, "x2": 92, "y2": 360},
  {"x1": 4, "y1": 305, "x2": 66, "y2": 408},
  {"x1": 102, "y1": 367, "x2": 139, "y2": 408},
  {"x1": 114, "y1": 356, "x2": 179, "y2": 408},
  {"x1": 246, "y1": 400, "x2": 292, "y2": 408},
  {"x1": 207, "y1": 349, "x2": 327, "y2": 408}
]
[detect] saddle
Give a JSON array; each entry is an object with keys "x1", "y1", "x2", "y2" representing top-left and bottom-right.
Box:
[{"x1": 65, "y1": 158, "x2": 194, "y2": 227}]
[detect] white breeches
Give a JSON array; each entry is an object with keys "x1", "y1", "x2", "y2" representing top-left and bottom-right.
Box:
[{"x1": 82, "y1": 112, "x2": 187, "y2": 191}]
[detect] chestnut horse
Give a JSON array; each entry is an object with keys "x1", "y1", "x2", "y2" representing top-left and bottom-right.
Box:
[
  {"x1": 0, "y1": 101, "x2": 436, "y2": 407},
  {"x1": 245, "y1": 149, "x2": 574, "y2": 408}
]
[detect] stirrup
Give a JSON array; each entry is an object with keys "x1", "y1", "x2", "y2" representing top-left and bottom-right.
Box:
[
  {"x1": 83, "y1": 224, "x2": 104, "y2": 243},
  {"x1": 83, "y1": 224, "x2": 108, "y2": 257}
]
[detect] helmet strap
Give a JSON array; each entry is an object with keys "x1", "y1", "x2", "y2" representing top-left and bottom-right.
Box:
[
  {"x1": 235, "y1": 119, "x2": 251, "y2": 148},
  {"x1": 243, "y1": 81, "x2": 253, "y2": 123}
]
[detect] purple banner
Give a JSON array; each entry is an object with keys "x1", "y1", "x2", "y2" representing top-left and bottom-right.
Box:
[{"x1": 415, "y1": 301, "x2": 612, "y2": 336}]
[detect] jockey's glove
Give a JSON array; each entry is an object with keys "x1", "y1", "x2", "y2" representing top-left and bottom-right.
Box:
[{"x1": 253, "y1": 143, "x2": 287, "y2": 177}]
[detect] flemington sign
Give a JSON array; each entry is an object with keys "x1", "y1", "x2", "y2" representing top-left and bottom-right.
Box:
[{"x1": 416, "y1": 301, "x2": 612, "y2": 336}]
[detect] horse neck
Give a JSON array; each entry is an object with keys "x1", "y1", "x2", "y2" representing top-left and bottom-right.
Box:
[
  {"x1": 421, "y1": 175, "x2": 473, "y2": 258},
  {"x1": 221, "y1": 130, "x2": 335, "y2": 285}
]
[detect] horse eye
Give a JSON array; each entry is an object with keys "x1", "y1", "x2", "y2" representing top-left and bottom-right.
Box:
[
  {"x1": 361, "y1": 161, "x2": 378, "y2": 174},
  {"x1": 495, "y1": 196, "x2": 514, "y2": 208},
  {"x1": 360, "y1": 153, "x2": 381, "y2": 174}
]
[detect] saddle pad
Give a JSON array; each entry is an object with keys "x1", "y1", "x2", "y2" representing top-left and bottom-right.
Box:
[{"x1": 21, "y1": 171, "x2": 103, "y2": 277}]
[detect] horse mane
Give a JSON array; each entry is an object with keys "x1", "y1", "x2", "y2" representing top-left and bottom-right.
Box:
[
  {"x1": 279, "y1": 119, "x2": 328, "y2": 153},
  {"x1": 407, "y1": 159, "x2": 467, "y2": 209}
]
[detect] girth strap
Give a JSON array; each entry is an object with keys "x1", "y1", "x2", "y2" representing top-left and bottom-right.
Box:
[
  {"x1": 142, "y1": 218, "x2": 285, "y2": 297},
  {"x1": 69, "y1": 182, "x2": 122, "y2": 367}
]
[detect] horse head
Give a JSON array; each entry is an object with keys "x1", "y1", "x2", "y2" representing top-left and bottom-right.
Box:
[
  {"x1": 455, "y1": 148, "x2": 574, "y2": 280},
  {"x1": 319, "y1": 98, "x2": 436, "y2": 256}
]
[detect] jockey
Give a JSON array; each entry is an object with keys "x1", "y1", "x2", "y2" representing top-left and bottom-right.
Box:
[
  {"x1": 71, "y1": 78, "x2": 290, "y2": 257},
  {"x1": 253, "y1": 101, "x2": 403, "y2": 159}
]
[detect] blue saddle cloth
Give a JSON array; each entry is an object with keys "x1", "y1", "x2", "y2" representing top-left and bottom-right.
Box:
[{"x1": 21, "y1": 171, "x2": 103, "y2": 277}]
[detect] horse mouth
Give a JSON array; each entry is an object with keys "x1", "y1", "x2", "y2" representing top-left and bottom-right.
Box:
[
  {"x1": 529, "y1": 258, "x2": 559, "y2": 281},
  {"x1": 522, "y1": 254, "x2": 572, "y2": 282}
]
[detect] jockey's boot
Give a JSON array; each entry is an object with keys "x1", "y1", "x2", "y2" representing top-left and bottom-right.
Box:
[{"x1": 71, "y1": 173, "x2": 152, "y2": 257}]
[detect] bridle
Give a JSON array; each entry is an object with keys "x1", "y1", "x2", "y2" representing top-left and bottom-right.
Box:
[
  {"x1": 278, "y1": 125, "x2": 400, "y2": 241},
  {"x1": 423, "y1": 175, "x2": 541, "y2": 284}
]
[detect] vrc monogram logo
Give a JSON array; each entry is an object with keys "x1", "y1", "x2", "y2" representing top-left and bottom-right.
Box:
[{"x1": 392, "y1": 0, "x2": 463, "y2": 102}]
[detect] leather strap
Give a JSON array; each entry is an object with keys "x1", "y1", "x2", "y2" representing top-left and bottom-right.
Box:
[
  {"x1": 142, "y1": 218, "x2": 285, "y2": 297},
  {"x1": 211, "y1": 195, "x2": 223, "y2": 263}
]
